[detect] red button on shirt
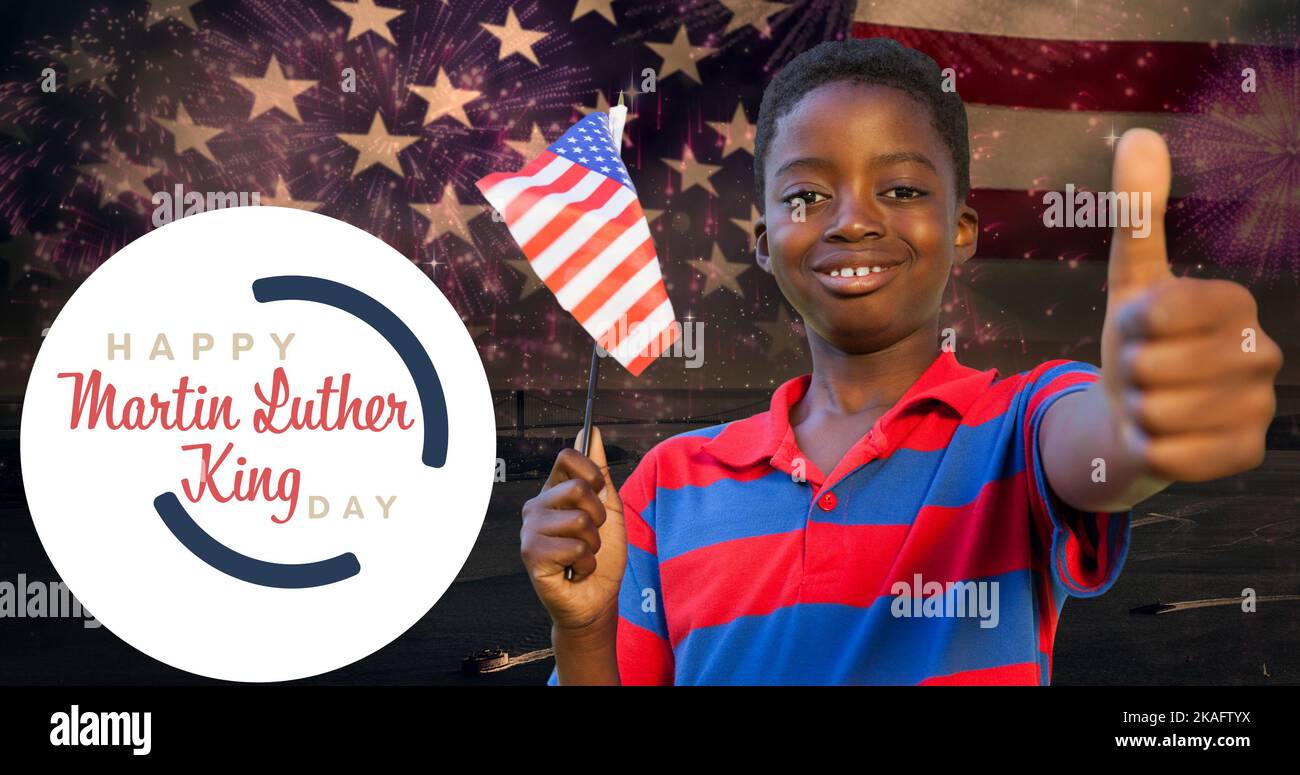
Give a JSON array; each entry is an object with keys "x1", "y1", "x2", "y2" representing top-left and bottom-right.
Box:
[{"x1": 817, "y1": 491, "x2": 837, "y2": 511}]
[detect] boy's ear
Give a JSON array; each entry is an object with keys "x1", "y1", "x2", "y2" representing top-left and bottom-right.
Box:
[
  {"x1": 754, "y1": 214, "x2": 771, "y2": 274},
  {"x1": 953, "y1": 202, "x2": 979, "y2": 266}
]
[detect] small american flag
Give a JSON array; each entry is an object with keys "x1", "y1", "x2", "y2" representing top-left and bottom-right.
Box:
[{"x1": 475, "y1": 111, "x2": 679, "y2": 377}]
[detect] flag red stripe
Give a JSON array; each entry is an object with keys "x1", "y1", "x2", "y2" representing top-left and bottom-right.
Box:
[
  {"x1": 476, "y1": 149, "x2": 558, "y2": 198},
  {"x1": 599, "y1": 281, "x2": 672, "y2": 352},
  {"x1": 624, "y1": 318, "x2": 680, "y2": 377},
  {"x1": 619, "y1": 284, "x2": 673, "y2": 346},
  {"x1": 505, "y1": 162, "x2": 591, "y2": 225},
  {"x1": 969, "y1": 188, "x2": 1207, "y2": 264}
]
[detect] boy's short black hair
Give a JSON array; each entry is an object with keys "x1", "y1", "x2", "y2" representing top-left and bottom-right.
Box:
[{"x1": 753, "y1": 37, "x2": 971, "y2": 214}]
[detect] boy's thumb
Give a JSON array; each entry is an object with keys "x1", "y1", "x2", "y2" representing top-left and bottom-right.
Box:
[
  {"x1": 1107, "y1": 127, "x2": 1172, "y2": 302},
  {"x1": 574, "y1": 425, "x2": 612, "y2": 499}
]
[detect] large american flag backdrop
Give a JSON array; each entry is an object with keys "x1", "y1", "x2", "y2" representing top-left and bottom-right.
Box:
[{"x1": 0, "y1": 0, "x2": 1294, "y2": 399}]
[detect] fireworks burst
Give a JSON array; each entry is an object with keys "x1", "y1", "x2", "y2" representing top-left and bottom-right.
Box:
[
  {"x1": 1165, "y1": 16, "x2": 1300, "y2": 281},
  {"x1": 0, "y1": 0, "x2": 607, "y2": 392}
]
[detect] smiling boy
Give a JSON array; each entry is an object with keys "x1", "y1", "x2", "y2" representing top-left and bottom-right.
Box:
[{"x1": 521, "y1": 38, "x2": 1282, "y2": 685}]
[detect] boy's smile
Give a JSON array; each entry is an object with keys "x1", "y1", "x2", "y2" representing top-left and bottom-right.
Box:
[
  {"x1": 755, "y1": 81, "x2": 979, "y2": 354},
  {"x1": 809, "y1": 247, "x2": 903, "y2": 296}
]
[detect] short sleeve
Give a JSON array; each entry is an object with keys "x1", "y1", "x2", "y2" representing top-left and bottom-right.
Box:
[
  {"x1": 547, "y1": 449, "x2": 674, "y2": 685},
  {"x1": 1019, "y1": 360, "x2": 1133, "y2": 598}
]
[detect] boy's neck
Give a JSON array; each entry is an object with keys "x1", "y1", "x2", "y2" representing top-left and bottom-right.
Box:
[{"x1": 795, "y1": 324, "x2": 941, "y2": 421}]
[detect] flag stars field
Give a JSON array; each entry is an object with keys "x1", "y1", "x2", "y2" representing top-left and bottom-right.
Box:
[
  {"x1": 407, "y1": 69, "x2": 483, "y2": 127},
  {"x1": 706, "y1": 102, "x2": 756, "y2": 158},
  {"x1": 262, "y1": 177, "x2": 322, "y2": 211},
  {"x1": 505, "y1": 258, "x2": 547, "y2": 300},
  {"x1": 717, "y1": 0, "x2": 789, "y2": 37},
  {"x1": 661, "y1": 144, "x2": 723, "y2": 197},
  {"x1": 505, "y1": 124, "x2": 553, "y2": 162},
  {"x1": 480, "y1": 7, "x2": 549, "y2": 66},
  {"x1": 410, "y1": 182, "x2": 482, "y2": 247},
  {"x1": 336, "y1": 112, "x2": 420, "y2": 177},
  {"x1": 571, "y1": 0, "x2": 617, "y2": 25},
  {"x1": 151, "y1": 103, "x2": 224, "y2": 164},
  {"x1": 330, "y1": 0, "x2": 405, "y2": 45},
  {"x1": 729, "y1": 204, "x2": 761, "y2": 250},
  {"x1": 690, "y1": 243, "x2": 751, "y2": 298},
  {"x1": 755, "y1": 303, "x2": 806, "y2": 359},
  {"x1": 76, "y1": 147, "x2": 160, "y2": 207},
  {"x1": 231, "y1": 55, "x2": 318, "y2": 122},
  {"x1": 146, "y1": 0, "x2": 203, "y2": 30},
  {"x1": 645, "y1": 25, "x2": 719, "y2": 84},
  {"x1": 54, "y1": 40, "x2": 116, "y2": 95}
]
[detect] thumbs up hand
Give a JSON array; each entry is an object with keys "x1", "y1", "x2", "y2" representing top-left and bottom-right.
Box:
[{"x1": 1100, "y1": 129, "x2": 1283, "y2": 482}]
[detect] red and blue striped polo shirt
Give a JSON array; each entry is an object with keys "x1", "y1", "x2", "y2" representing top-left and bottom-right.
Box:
[{"x1": 547, "y1": 350, "x2": 1131, "y2": 685}]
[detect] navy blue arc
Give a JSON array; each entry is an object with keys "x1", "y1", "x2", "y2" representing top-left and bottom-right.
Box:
[
  {"x1": 154, "y1": 492, "x2": 361, "y2": 588},
  {"x1": 153, "y1": 274, "x2": 449, "y2": 589},
  {"x1": 251, "y1": 274, "x2": 449, "y2": 468}
]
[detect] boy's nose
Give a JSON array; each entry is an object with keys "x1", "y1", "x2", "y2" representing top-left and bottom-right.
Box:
[{"x1": 824, "y1": 197, "x2": 886, "y2": 242}]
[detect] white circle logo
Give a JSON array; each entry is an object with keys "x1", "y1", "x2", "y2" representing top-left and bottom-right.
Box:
[{"x1": 20, "y1": 206, "x2": 496, "y2": 682}]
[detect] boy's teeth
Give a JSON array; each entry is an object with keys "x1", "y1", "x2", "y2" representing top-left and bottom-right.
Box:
[{"x1": 828, "y1": 266, "x2": 885, "y2": 277}]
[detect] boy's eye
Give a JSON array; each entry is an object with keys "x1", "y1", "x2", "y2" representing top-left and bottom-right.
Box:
[
  {"x1": 883, "y1": 186, "x2": 927, "y2": 200},
  {"x1": 781, "y1": 186, "x2": 928, "y2": 208},
  {"x1": 781, "y1": 189, "x2": 826, "y2": 208}
]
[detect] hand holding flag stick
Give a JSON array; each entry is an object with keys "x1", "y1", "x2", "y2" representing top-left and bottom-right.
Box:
[{"x1": 476, "y1": 91, "x2": 678, "y2": 582}]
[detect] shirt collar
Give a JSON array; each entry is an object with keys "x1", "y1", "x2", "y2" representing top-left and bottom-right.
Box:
[{"x1": 701, "y1": 349, "x2": 998, "y2": 470}]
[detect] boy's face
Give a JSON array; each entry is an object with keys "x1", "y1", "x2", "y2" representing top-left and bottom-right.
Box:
[{"x1": 755, "y1": 82, "x2": 979, "y2": 355}]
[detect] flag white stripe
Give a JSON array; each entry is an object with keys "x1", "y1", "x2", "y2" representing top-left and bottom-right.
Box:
[
  {"x1": 531, "y1": 185, "x2": 640, "y2": 281},
  {"x1": 510, "y1": 170, "x2": 608, "y2": 247},
  {"x1": 553, "y1": 218, "x2": 653, "y2": 310},
  {"x1": 479, "y1": 155, "x2": 573, "y2": 215}
]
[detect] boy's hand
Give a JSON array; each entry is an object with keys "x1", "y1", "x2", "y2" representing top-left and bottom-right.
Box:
[
  {"x1": 520, "y1": 425, "x2": 627, "y2": 632},
  {"x1": 1100, "y1": 128, "x2": 1283, "y2": 483}
]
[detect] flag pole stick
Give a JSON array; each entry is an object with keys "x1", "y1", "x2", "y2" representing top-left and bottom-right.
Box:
[
  {"x1": 565, "y1": 344, "x2": 600, "y2": 582},
  {"x1": 566, "y1": 90, "x2": 626, "y2": 582},
  {"x1": 565, "y1": 340, "x2": 601, "y2": 583},
  {"x1": 578, "y1": 343, "x2": 601, "y2": 460}
]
